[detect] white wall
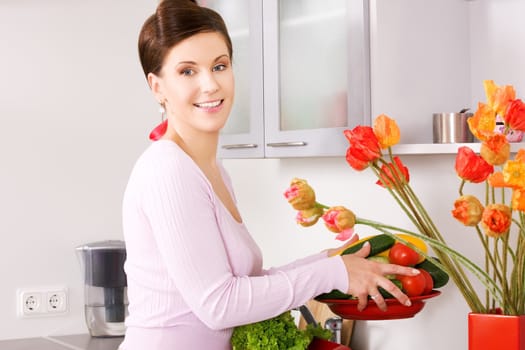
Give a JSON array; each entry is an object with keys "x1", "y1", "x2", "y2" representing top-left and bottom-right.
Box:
[
  {"x1": 0, "y1": 0, "x2": 157, "y2": 339},
  {"x1": 0, "y1": 0, "x2": 523, "y2": 349}
]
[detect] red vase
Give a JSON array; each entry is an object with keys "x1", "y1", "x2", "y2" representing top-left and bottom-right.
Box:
[{"x1": 468, "y1": 312, "x2": 525, "y2": 350}]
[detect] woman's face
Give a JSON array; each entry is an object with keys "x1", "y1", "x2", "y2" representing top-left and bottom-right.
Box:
[{"x1": 149, "y1": 31, "x2": 234, "y2": 138}]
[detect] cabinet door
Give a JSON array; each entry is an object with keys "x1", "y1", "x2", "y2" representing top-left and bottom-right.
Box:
[
  {"x1": 263, "y1": 0, "x2": 371, "y2": 157},
  {"x1": 205, "y1": 0, "x2": 265, "y2": 159}
]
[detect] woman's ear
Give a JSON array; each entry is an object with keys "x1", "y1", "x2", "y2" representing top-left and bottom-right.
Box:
[{"x1": 147, "y1": 72, "x2": 164, "y2": 103}]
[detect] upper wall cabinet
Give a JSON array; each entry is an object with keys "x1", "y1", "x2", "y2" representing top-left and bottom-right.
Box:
[
  {"x1": 263, "y1": 0, "x2": 370, "y2": 158},
  {"x1": 205, "y1": 0, "x2": 265, "y2": 158},
  {"x1": 209, "y1": 0, "x2": 525, "y2": 157},
  {"x1": 208, "y1": 0, "x2": 371, "y2": 158}
]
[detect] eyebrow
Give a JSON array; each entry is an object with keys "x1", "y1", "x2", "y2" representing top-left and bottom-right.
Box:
[{"x1": 176, "y1": 54, "x2": 230, "y2": 67}]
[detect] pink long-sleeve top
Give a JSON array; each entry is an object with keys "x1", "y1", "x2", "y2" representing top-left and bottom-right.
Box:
[{"x1": 119, "y1": 140, "x2": 348, "y2": 350}]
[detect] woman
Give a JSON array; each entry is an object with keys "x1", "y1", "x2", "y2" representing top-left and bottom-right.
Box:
[{"x1": 120, "y1": 1, "x2": 419, "y2": 348}]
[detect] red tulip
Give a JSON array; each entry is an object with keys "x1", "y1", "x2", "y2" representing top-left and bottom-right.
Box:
[
  {"x1": 376, "y1": 156, "x2": 410, "y2": 188},
  {"x1": 504, "y1": 99, "x2": 525, "y2": 132},
  {"x1": 455, "y1": 146, "x2": 494, "y2": 183},
  {"x1": 343, "y1": 126, "x2": 381, "y2": 171}
]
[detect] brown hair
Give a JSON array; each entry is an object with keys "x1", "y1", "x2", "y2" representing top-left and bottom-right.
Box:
[{"x1": 138, "y1": 0, "x2": 233, "y2": 78}]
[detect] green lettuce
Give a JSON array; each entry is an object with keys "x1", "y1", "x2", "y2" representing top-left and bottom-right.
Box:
[{"x1": 231, "y1": 311, "x2": 332, "y2": 350}]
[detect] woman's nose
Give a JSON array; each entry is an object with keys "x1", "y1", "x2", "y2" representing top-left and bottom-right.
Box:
[{"x1": 200, "y1": 72, "x2": 219, "y2": 94}]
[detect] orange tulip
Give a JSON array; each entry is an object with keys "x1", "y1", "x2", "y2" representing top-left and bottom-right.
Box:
[
  {"x1": 467, "y1": 103, "x2": 496, "y2": 141},
  {"x1": 455, "y1": 146, "x2": 494, "y2": 183},
  {"x1": 480, "y1": 133, "x2": 510, "y2": 166},
  {"x1": 503, "y1": 160, "x2": 525, "y2": 189},
  {"x1": 484, "y1": 80, "x2": 516, "y2": 117},
  {"x1": 511, "y1": 189, "x2": 525, "y2": 212},
  {"x1": 481, "y1": 204, "x2": 511, "y2": 238},
  {"x1": 283, "y1": 178, "x2": 316, "y2": 210},
  {"x1": 483, "y1": 80, "x2": 498, "y2": 106},
  {"x1": 451, "y1": 195, "x2": 484, "y2": 226},
  {"x1": 488, "y1": 172, "x2": 507, "y2": 188},
  {"x1": 504, "y1": 99, "x2": 525, "y2": 132},
  {"x1": 515, "y1": 149, "x2": 525, "y2": 163},
  {"x1": 373, "y1": 114, "x2": 401, "y2": 149}
]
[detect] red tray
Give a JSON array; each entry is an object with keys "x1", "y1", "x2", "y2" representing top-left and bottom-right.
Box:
[{"x1": 317, "y1": 290, "x2": 441, "y2": 321}]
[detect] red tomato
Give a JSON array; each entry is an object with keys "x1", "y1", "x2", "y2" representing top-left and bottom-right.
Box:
[
  {"x1": 419, "y1": 269, "x2": 434, "y2": 295},
  {"x1": 397, "y1": 273, "x2": 426, "y2": 297},
  {"x1": 388, "y1": 242, "x2": 420, "y2": 266}
]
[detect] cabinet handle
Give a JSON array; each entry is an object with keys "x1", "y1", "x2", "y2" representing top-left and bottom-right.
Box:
[
  {"x1": 221, "y1": 143, "x2": 258, "y2": 149},
  {"x1": 266, "y1": 141, "x2": 307, "y2": 147}
]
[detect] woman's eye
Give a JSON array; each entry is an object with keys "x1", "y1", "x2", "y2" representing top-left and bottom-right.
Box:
[
  {"x1": 212, "y1": 63, "x2": 227, "y2": 72},
  {"x1": 181, "y1": 68, "x2": 194, "y2": 76}
]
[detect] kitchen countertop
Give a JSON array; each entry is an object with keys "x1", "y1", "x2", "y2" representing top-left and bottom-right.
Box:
[{"x1": 0, "y1": 334, "x2": 123, "y2": 350}]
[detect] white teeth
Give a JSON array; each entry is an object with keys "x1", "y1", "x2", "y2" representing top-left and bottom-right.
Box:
[{"x1": 195, "y1": 100, "x2": 221, "y2": 108}]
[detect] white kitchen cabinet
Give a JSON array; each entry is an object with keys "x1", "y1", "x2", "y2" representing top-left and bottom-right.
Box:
[
  {"x1": 209, "y1": 0, "x2": 371, "y2": 158},
  {"x1": 205, "y1": 0, "x2": 265, "y2": 158},
  {"x1": 211, "y1": 0, "x2": 524, "y2": 158},
  {"x1": 262, "y1": 0, "x2": 371, "y2": 158}
]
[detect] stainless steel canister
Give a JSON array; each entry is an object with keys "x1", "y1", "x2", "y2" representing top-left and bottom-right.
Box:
[{"x1": 432, "y1": 112, "x2": 474, "y2": 143}]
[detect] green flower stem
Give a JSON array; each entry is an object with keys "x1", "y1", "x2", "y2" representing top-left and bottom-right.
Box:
[
  {"x1": 474, "y1": 226, "x2": 504, "y2": 283},
  {"x1": 315, "y1": 202, "x2": 330, "y2": 210},
  {"x1": 372, "y1": 157, "x2": 486, "y2": 311},
  {"x1": 459, "y1": 180, "x2": 466, "y2": 196},
  {"x1": 370, "y1": 164, "x2": 427, "y2": 232},
  {"x1": 399, "y1": 185, "x2": 481, "y2": 306},
  {"x1": 511, "y1": 217, "x2": 525, "y2": 240},
  {"x1": 502, "y1": 233, "x2": 510, "y2": 313},
  {"x1": 515, "y1": 220, "x2": 525, "y2": 313}
]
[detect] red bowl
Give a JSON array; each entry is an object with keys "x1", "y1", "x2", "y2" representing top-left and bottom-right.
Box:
[
  {"x1": 317, "y1": 290, "x2": 441, "y2": 321},
  {"x1": 308, "y1": 337, "x2": 351, "y2": 350}
]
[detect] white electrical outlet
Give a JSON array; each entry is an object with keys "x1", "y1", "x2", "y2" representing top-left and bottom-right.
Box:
[
  {"x1": 46, "y1": 290, "x2": 67, "y2": 313},
  {"x1": 20, "y1": 291, "x2": 42, "y2": 315},
  {"x1": 18, "y1": 287, "x2": 68, "y2": 318}
]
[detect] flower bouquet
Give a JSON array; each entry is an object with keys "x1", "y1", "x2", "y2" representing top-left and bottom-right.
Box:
[{"x1": 284, "y1": 80, "x2": 525, "y2": 317}]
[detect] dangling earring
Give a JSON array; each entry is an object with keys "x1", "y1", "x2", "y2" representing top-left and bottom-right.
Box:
[
  {"x1": 159, "y1": 102, "x2": 166, "y2": 122},
  {"x1": 149, "y1": 101, "x2": 168, "y2": 141}
]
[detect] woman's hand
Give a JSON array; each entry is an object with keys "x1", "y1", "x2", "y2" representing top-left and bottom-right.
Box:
[{"x1": 340, "y1": 242, "x2": 420, "y2": 312}]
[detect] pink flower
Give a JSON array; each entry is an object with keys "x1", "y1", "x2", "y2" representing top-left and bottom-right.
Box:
[
  {"x1": 283, "y1": 178, "x2": 316, "y2": 210},
  {"x1": 322, "y1": 206, "x2": 356, "y2": 241}
]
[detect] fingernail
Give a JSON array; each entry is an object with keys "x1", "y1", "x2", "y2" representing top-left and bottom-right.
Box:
[
  {"x1": 405, "y1": 300, "x2": 412, "y2": 306},
  {"x1": 412, "y1": 268, "x2": 420, "y2": 274},
  {"x1": 363, "y1": 241, "x2": 370, "y2": 247}
]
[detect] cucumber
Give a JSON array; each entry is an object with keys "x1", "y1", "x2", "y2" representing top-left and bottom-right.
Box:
[
  {"x1": 316, "y1": 279, "x2": 403, "y2": 301},
  {"x1": 378, "y1": 279, "x2": 402, "y2": 299},
  {"x1": 315, "y1": 289, "x2": 352, "y2": 301},
  {"x1": 416, "y1": 257, "x2": 449, "y2": 288},
  {"x1": 341, "y1": 234, "x2": 395, "y2": 257}
]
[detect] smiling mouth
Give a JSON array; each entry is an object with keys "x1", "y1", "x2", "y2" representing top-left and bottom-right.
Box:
[{"x1": 194, "y1": 100, "x2": 223, "y2": 109}]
